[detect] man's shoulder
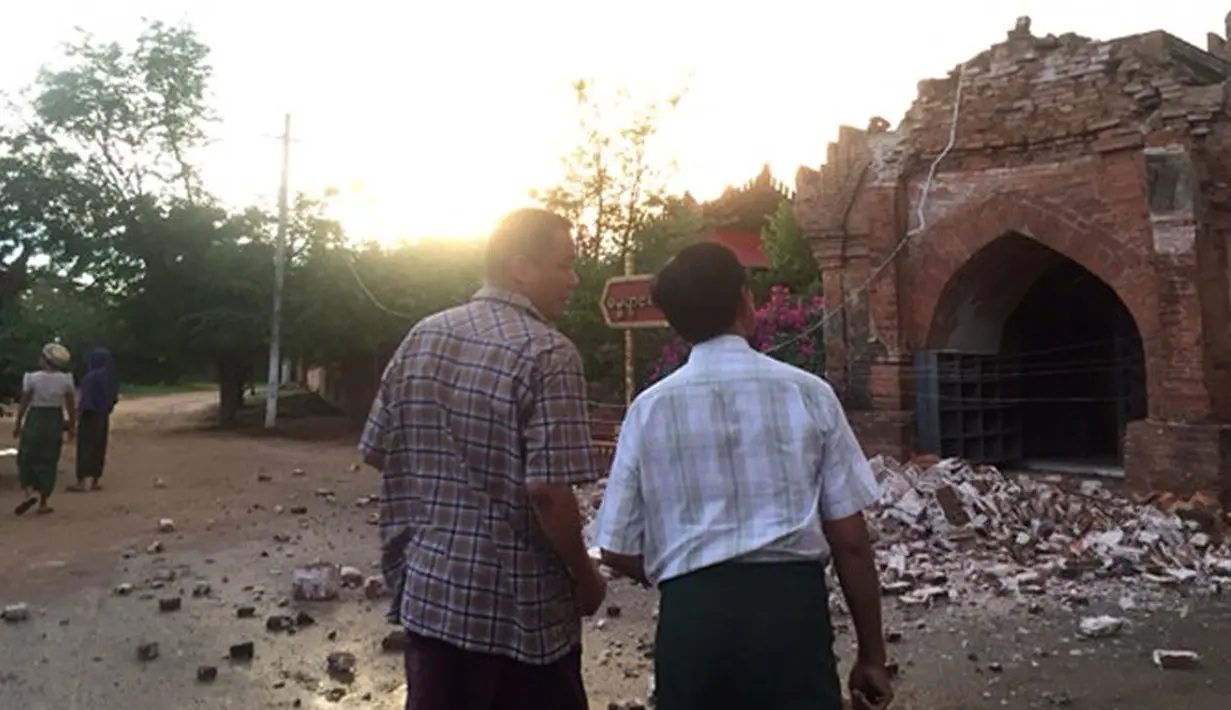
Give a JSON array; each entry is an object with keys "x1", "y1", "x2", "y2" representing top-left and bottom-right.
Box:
[
  {"x1": 396, "y1": 302, "x2": 579, "y2": 371},
  {"x1": 749, "y1": 351, "x2": 837, "y2": 399}
]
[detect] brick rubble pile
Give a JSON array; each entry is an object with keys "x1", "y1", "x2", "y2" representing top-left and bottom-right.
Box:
[{"x1": 867, "y1": 455, "x2": 1231, "y2": 611}]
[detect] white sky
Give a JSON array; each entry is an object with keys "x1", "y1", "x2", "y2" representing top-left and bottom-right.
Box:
[{"x1": 2, "y1": 2, "x2": 1225, "y2": 242}]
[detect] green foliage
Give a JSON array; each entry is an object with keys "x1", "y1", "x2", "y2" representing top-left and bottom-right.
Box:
[
  {"x1": 750, "y1": 199, "x2": 819, "y2": 297},
  {"x1": 532, "y1": 80, "x2": 695, "y2": 395},
  {"x1": 533, "y1": 79, "x2": 686, "y2": 263},
  {"x1": 31, "y1": 20, "x2": 213, "y2": 204},
  {"x1": 0, "y1": 276, "x2": 115, "y2": 371},
  {"x1": 285, "y1": 236, "x2": 484, "y2": 363}
]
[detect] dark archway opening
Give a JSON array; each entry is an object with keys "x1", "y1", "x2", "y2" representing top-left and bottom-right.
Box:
[
  {"x1": 919, "y1": 233, "x2": 1147, "y2": 472},
  {"x1": 1002, "y1": 259, "x2": 1147, "y2": 465}
]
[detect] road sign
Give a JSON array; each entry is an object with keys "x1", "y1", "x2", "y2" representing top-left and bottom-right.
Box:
[{"x1": 600, "y1": 275, "x2": 668, "y2": 329}]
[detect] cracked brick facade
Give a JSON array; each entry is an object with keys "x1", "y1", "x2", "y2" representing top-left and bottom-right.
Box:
[{"x1": 795, "y1": 17, "x2": 1231, "y2": 504}]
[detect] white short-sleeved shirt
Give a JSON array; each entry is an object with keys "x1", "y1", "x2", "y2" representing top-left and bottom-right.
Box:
[
  {"x1": 591, "y1": 334, "x2": 881, "y2": 586},
  {"x1": 23, "y1": 371, "x2": 74, "y2": 408}
]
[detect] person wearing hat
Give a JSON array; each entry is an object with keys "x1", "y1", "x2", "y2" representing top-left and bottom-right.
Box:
[{"x1": 13, "y1": 343, "x2": 77, "y2": 515}]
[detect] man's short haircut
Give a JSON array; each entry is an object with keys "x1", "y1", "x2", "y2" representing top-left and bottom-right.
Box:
[
  {"x1": 650, "y1": 241, "x2": 746, "y2": 345},
  {"x1": 485, "y1": 208, "x2": 573, "y2": 278}
]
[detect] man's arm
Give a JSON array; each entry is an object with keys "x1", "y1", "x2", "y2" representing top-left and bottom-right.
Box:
[
  {"x1": 817, "y1": 392, "x2": 886, "y2": 668},
  {"x1": 523, "y1": 340, "x2": 601, "y2": 583},
  {"x1": 822, "y1": 512, "x2": 884, "y2": 663},
  {"x1": 359, "y1": 351, "x2": 407, "y2": 593},
  {"x1": 358, "y1": 365, "x2": 394, "y2": 471},
  {"x1": 593, "y1": 405, "x2": 649, "y2": 586}
]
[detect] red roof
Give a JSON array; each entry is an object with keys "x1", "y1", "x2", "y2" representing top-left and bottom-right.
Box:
[{"x1": 703, "y1": 228, "x2": 769, "y2": 269}]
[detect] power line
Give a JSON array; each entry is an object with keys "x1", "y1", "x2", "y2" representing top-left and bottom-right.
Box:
[{"x1": 341, "y1": 255, "x2": 420, "y2": 321}]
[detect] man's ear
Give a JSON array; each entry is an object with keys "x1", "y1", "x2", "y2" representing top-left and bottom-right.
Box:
[{"x1": 507, "y1": 253, "x2": 536, "y2": 286}]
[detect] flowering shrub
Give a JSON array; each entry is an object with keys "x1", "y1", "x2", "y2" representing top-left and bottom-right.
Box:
[{"x1": 644, "y1": 285, "x2": 825, "y2": 386}]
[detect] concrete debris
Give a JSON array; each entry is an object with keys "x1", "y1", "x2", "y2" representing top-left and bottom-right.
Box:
[
  {"x1": 197, "y1": 665, "x2": 218, "y2": 683},
  {"x1": 137, "y1": 642, "x2": 160, "y2": 661},
  {"x1": 146, "y1": 541, "x2": 164, "y2": 555},
  {"x1": 1078, "y1": 615, "x2": 1125, "y2": 639},
  {"x1": 153, "y1": 478, "x2": 167, "y2": 489},
  {"x1": 292, "y1": 564, "x2": 341, "y2": 602},
  {"x1": 291, "y1": 468, "x2": 306, "y2": 477},
  {"x1": 2, "y1": 603, "x2": 30, "y2": 622},
  {"x1": 236, "y1": 606, "x2": 256, "y2": 618},
  {"x1": 339, "y1": 566, "x2": 364, "y2": 588},
  {"x1": 159, "y1": 597, "x2": 182, "y2": 613},
  {"x1": 192, "y1": 581, "x2": 212, "y2": 598},
  {"x1": 266, "y1": 615, "x2": 295, "y2": 632},
  {"x1": 363, "y1": 576, "x2": 387, "y2": 599},
  {"x1": 326, "y1": 651, "x2": 357, "y2": 682},
  {"x1": 1152, "y1": 649, "x2": 1200, "y2": 670},
  {"x1": 113, "y1": 583, "x2": 134, "y2": 596},
  {"x1": 867, "y1": 456, "x2": 1231, "y2": 611},
  {"x1": 157, "y1": 518, "x2": 175, "y2": 533},
  {"x1": 229, "y1": 641, "x2": 255, "y2": 662}
]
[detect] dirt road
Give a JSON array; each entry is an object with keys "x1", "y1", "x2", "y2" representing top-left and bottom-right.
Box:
[{"x1": 0, "y1": 392, "x2": 1226, "y2": 709}]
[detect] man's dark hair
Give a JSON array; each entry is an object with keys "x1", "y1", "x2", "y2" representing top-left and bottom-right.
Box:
[
  {"x1": 485, "y1": 208, "x2": 573, "y2": 278},
  {"x1": 650, "y1": 241, "x2": 746, "y2": 344}
]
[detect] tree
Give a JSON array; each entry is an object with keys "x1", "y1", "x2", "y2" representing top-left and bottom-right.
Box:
[
  {"x1": 1, "y1": 19, "x2": 218, "y2": 298},
  {"x1": 110, "y1": 201, "x2": 273, "y2": 423},
  {"x1": 30, "y1": 20, "x2": 213, "y2": 206},
  {"x1": 755, "y1": 199, "x2": 819, "y2": 295},
  {"x1": 0, "y1": 275, "x2": 119, "y2": 381},
  {"x1": 533, "y1": 80, "x2": 692, "y2": 396},
  {"x1": 283, "y1": 196, "x2": 485, "y2": 365}
]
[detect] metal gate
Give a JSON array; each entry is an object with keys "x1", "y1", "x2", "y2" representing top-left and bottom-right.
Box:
[
  {"x1": 1112, "y1": 313, "x2": 1147, "y2": 460},
  {"x1": 915, "y1": 350, "x2": 1023, "y2": 464}
]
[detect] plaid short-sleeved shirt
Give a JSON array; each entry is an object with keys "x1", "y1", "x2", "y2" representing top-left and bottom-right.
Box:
[
  {"x1": 592, "y1": 335, "x2": 881, "y2": 586},
  {"x1": 359, "y1": 287, "x2": 599, "y2": 665}
]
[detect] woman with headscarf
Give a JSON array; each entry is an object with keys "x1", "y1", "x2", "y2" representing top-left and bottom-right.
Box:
[
  {"x1": 13, "y1": 343, "x2": 76, "y2": 515},
  {"x1": 67, "y1": 347, "x2": 118, "y2": 493}
]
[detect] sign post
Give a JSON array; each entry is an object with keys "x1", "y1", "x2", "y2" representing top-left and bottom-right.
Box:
[{"x1": 599, "y1": 275, "x2": 668, "y2": 329}]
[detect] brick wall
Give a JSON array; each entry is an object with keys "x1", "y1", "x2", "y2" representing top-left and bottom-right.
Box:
[{"x1": 796, "y1": 17, "x2": 1231, "y2": 504}]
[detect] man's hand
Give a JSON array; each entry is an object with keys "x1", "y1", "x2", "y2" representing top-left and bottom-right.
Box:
[
  {"x1": 574, "y1": 562, "x2": 607, "y2": 617},
  {"x1": 849, "y1": 661, "x2": 894, "y2": 710}
]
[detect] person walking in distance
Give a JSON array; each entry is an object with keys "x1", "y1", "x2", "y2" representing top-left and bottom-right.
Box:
[
  {"x1": 13, "y1": 343, "x2": 77, "y2": 516},
  {"x1": 592, "y1": 242, "x2": 894, "y2": 710},
  {"x1": 67, "y1": 346, "x2": 119, "y2": 492},
  {"x1": 360, "y1": 207, "x2": 606, "y2": 710}
]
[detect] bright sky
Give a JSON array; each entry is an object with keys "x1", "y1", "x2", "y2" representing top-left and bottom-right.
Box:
[{"x1": 2, "y1": 2, "x2": 1224, "y2": 243}]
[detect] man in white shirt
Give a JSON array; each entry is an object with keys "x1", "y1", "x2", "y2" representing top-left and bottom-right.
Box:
[{"x1": 591, "y1": 242, "x2": 893, "y2": 710}]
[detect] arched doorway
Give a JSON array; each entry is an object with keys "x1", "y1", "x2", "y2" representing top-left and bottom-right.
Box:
[{"x1": 917, "y1": 232, "x2": 1147, "y2": 473}]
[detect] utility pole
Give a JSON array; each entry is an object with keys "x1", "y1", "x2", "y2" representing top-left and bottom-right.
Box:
[{"x1": 265, "y1": 114, "x2": 291, "y2": 429}]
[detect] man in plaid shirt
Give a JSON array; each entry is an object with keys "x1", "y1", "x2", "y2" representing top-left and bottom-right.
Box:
[
  {"x1": 592, "y1": 242, "x2": 893, "y2": 710},
  {"x1": 360, "y1": 208, "x2": 607, "y2": 710}
]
